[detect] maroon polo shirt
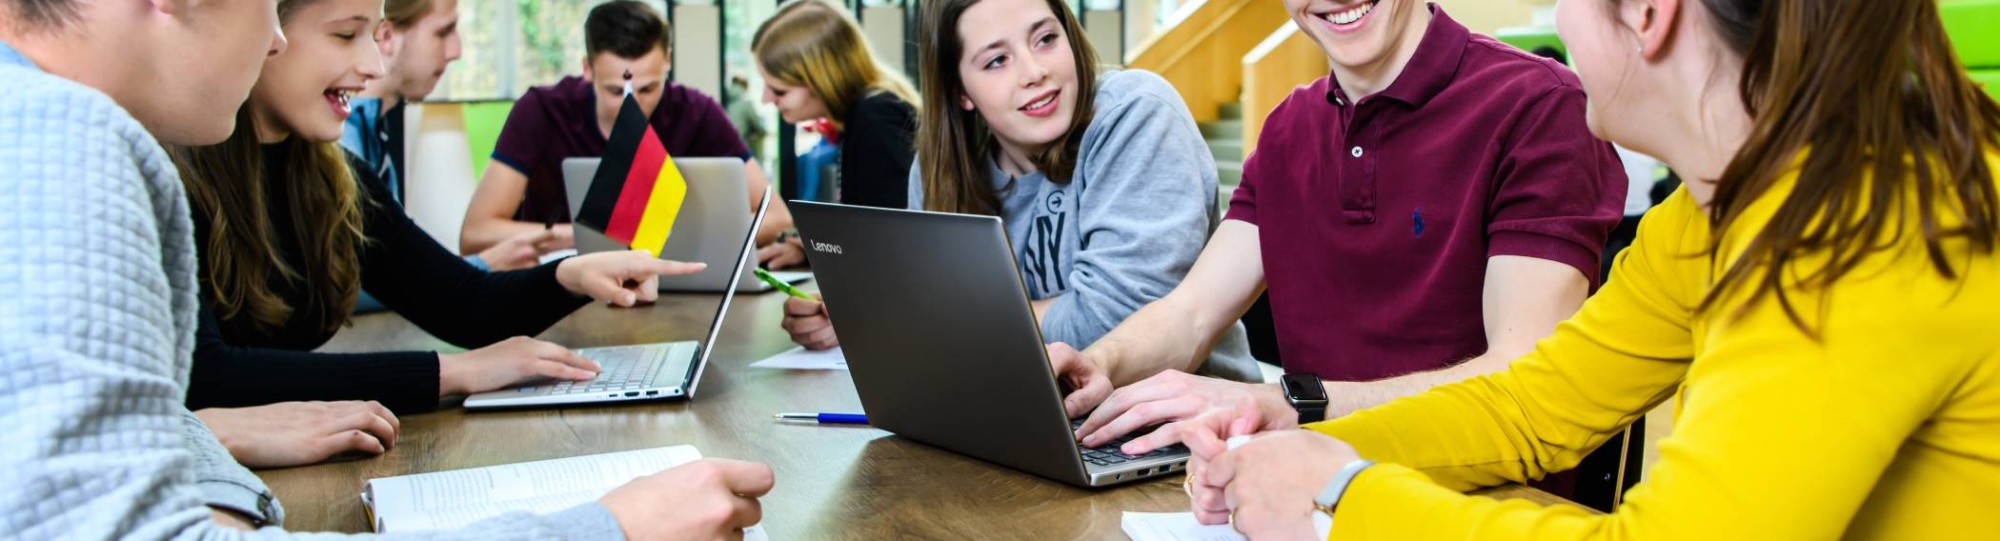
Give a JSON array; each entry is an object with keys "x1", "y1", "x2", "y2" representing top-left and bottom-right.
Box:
[
  {"x1": 1226, "y1": 6, "x2": 1624, "y2": 382},
  {"x1": 492, "y1": 76, "x2": 751, "y2": 223}
]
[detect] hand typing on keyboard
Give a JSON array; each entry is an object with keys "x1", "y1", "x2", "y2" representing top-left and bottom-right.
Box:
[
  {"x1": 438, "y1": 336, "x2": 603, "y2": 396},
  {"x1": 544, "y1": 346, "x2": 672, "y2": 395},
  {"x1": 1073, "y1": 419, "x2": 1187, "y2": 467}
]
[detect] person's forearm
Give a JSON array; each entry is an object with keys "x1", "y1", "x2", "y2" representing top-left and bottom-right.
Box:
[
  {"x1": 1030, "y1": 298, "x2": 1056, "y2": 322},
  {"x1": 210, "y1": 508, "x2": 256, "y2": 530},
  {"x1": 1085, "y1": 295, "x2": 1229, "y2": 386},
  {"x1": 462, "y1": 218, "x2": 551, "y2": 255},
  {"x1": 1322, "y1": 353, "x2": 1512, "y2": 419},
  {"x1": 756, "y1": 198, "x2": 792, "y2": 246}
]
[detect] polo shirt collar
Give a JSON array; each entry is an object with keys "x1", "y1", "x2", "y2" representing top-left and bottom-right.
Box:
[
  {"x1": 0, "y1": 41, "x2": 39, "y2": 71},
  {"x1": 1325, "y1": 3, "x2": 1470, "y2": 109},
  {"x1": 351, "y1": 96, "x2": 382, "y2": 120}
]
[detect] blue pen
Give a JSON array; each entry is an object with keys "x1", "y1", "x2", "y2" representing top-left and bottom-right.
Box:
[{"x1": 774, "y1": 412, "x2": 869, "y2": 425}]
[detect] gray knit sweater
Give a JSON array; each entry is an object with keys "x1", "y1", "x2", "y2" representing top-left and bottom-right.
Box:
[{"x1": 0, "y1": 43, "x2": 620, "y2": 540}]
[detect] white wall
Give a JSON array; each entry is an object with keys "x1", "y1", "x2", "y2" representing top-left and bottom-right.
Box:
[
  {"x1": 1431, "y1": 0, "x2": 1540, "y2": 34},
  {"x1": 401, "y1": 103, "x2": 480, "y2": 251},
  {"x1": 1084, "y1": 10, "x2": 1124, "y2": 68},
  {"x1": 1125, "y1": 0, "x2": 1157, "y2": 57},
  {"x1": 861, "y1": 6, "x2": 906, "y2": 72},
  {"x1": 674, "y1": 4, "x2": 725, "y2": 100}
]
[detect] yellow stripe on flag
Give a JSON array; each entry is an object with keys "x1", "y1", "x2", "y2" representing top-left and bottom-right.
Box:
[{"x1": 629, "y1": 160, "x2": 688, "y2": 255}]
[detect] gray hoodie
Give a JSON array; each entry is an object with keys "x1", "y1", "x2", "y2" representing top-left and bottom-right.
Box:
[{"x1": 911, "y1": 70, "x2": 1258, "y2": 382}]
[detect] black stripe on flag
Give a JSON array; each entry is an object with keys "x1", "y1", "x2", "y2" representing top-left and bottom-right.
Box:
[{"x1": 576, "y1": 92, "x2": 650, "y2": 234}]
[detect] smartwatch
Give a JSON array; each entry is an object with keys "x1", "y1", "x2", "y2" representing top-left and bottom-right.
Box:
[{"x1": 1281, "y1": 373, "x2": 1328, "y2": 423}]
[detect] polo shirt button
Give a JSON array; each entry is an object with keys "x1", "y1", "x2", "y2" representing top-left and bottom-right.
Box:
[{"x1": 1350, "y1": 146, "x2": 1364, "y2": 158}]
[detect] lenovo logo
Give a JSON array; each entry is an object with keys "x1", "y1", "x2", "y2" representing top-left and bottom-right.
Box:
[{"x1": 810, "y1": 240, "x2": 843, "y2": 254}]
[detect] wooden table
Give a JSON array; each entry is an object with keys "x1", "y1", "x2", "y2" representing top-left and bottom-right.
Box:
[{"x1": 263, "y1": 288, "x2": 1577, "y2": 538}]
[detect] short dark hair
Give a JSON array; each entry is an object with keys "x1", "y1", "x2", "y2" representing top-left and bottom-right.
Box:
[
  {"x1": 5, "y1": 0, "x2": 80, "y2": 32},
  {"x1": 585, "y1": 0, "x2": 672, "y2": 60}
]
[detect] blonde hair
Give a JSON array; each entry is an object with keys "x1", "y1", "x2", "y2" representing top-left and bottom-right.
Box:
[{"x1": 752, "y1": 0, "x2": 918, "y2": 127}]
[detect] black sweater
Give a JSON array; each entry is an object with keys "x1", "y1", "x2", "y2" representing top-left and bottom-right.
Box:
[
  {"x1": 837, "y1": 91, "x2": 917, "y2": 209},
  {"x1": 185, "y1": 144, "x2": 589, "y2": 413}
]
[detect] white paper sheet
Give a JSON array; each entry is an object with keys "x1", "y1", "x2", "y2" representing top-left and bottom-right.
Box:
[
  {"x1": 537, "y1": 248, "x2": 579, "y2": 265},
  {"x1": 1121, "y1": 512, "x2": 1247, "y2": 541},
  {"x1": 365, "y1": 445, "x2": 771, "y2": 538},
  {"x1": 748, "y1": 346, "x2": 847, "y2": 371}
]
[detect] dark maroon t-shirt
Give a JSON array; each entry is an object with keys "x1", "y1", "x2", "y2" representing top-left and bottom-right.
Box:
[
  {"x1": 492, "y1": 76, "x2": 751, "y2": 223},
  {"x1": 1226, "y1": 7, "x2": 1624, "y2": 382}
]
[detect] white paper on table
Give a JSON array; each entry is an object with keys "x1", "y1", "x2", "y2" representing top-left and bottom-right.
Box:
[
  {"x1": 363, "y1": 445, "x2": 775, "y2": 537},
  {"x1": 749, "y1": 346, "x2": 847, "y2": 371},
  {"x1": 537, "y1": 248, "x2": 580, "y2": 265},
  {"x1": 1121, "y1": 512, "x2": 1246, "y2": 541}
]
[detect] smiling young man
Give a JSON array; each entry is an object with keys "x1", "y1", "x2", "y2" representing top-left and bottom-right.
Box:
[
  {"x1": 1056, "y1": 0, "x2": 1626, "y2": 452},
  {"x1": 461, "y1": 0, "x2": 790, "y2": 257},
  {"x1": 337, "y1": 0, "x2": 546, "y2": 320},
  {"x1": 342, "y1": 0, "x2": 456, "y2": 208}
]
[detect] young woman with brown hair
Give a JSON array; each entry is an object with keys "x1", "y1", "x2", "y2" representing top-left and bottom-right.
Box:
[
  {"x1": 776, "y1": 0, "x2": 1258, "y2": 383},
  {"x1": 1176, "y1": 0, "x2": 2000, "y2": 538},
  {"x1": 172, "y1": 0, "x2": 707, "y2": 421}
]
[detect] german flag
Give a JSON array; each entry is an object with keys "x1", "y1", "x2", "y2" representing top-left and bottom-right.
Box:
[{"x1": 574, "y1": 85, "x2": 687, "y2": 256}]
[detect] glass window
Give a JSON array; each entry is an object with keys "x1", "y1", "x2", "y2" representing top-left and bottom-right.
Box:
[{"x1": 430, "y1": 0, "x2": 661, "y2": 101}]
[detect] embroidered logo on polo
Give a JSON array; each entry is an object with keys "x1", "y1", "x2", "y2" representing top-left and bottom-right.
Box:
[
  {"x1": 1020, "y1": 190, "x2": 1071, "y2": 295},
  {"x1": 1412, "y1": 209, "x2": 1426, "y2": 238}
]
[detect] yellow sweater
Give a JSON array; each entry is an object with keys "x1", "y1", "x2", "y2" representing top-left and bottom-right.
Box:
[{"x1": 1310, "y1": 161, "x2": 2000, "y2": 539}]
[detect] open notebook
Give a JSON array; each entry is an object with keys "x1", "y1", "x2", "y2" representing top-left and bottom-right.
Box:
[{"x1": 361, "y1": 445, "x2": 767, "y2": 539}]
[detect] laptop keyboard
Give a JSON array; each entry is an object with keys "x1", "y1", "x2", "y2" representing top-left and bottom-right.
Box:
[
  {"x1": 1071, "y1": 420, "x2": 1187, "y2": 466},
  {"x1": 547, "y1": 346, "x2": 667, "y2": 396}
]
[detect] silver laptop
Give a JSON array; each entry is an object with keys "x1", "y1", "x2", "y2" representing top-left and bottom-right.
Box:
[
  {"x1": 464, "y1": 186, "x2": 772, "y2": 410},
  {"x1": 561, "y1": 157, "x2": 810, "y2": 293},
  {"x1": 790, "y1": 201, "x2": 1190, "y2": 487}
]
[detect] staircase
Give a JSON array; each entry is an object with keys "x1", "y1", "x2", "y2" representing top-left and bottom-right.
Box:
[
  {"x1": 1202, "y1": 101, "x2": 1246, "y2": 211},
  {"x1": 1126, "y1": 0, "x2": 1290, "y2": 124},
  {"x1": 1123, "y1": 0, "x2": 1319, "y2": 201}
]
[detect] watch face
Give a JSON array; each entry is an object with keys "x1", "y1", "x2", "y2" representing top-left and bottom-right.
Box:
[{"x1": 1283, "y1": 374, "x2": 1328, "y2": 402}]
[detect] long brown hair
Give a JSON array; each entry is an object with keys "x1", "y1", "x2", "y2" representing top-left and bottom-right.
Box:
[
  {"x1": 916, "y1": 0, "x2": 1098, "y2": 215},
  {"x1": 169, "y1": 0, "x2": 369, "y2": 332},
  {"x1": 1695, "y1": 0, "x2": 2000, "y2": 331},
  {"x1": 171, "y1": 106, "x2": 367, "y2": 332},
  {"x1": 753, "y1": 0, "x2": 919, "y2": 127}
]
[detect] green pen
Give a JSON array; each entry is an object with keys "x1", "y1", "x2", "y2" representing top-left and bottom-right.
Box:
[{"x1": 754, "y1": 268, "x2": 814, "y2": 300}]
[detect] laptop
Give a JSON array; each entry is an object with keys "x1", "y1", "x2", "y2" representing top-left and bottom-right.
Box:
[
  {"x1": 789, "y1": 201, "x2": 1190, "y2": 488},
  {"x1": 463, "y1": 186, "x2": 773, "y2": 410},
  {"x1": 561, "y1": 157, "x2": 811, "y2": 293}
]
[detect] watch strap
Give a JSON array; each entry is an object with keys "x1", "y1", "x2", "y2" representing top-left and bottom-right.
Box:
[
  {"x1": 1313, "y1": 458, "x2": 1376, "y2": 517},
  {"x1": 1293, "y1": 400, "x2": 1327, "y2": 424}
]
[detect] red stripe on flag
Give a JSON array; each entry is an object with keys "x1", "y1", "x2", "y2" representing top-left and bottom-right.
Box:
[{"x1": 604, "y1": 128, "x2": 668, "y2": 244}]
